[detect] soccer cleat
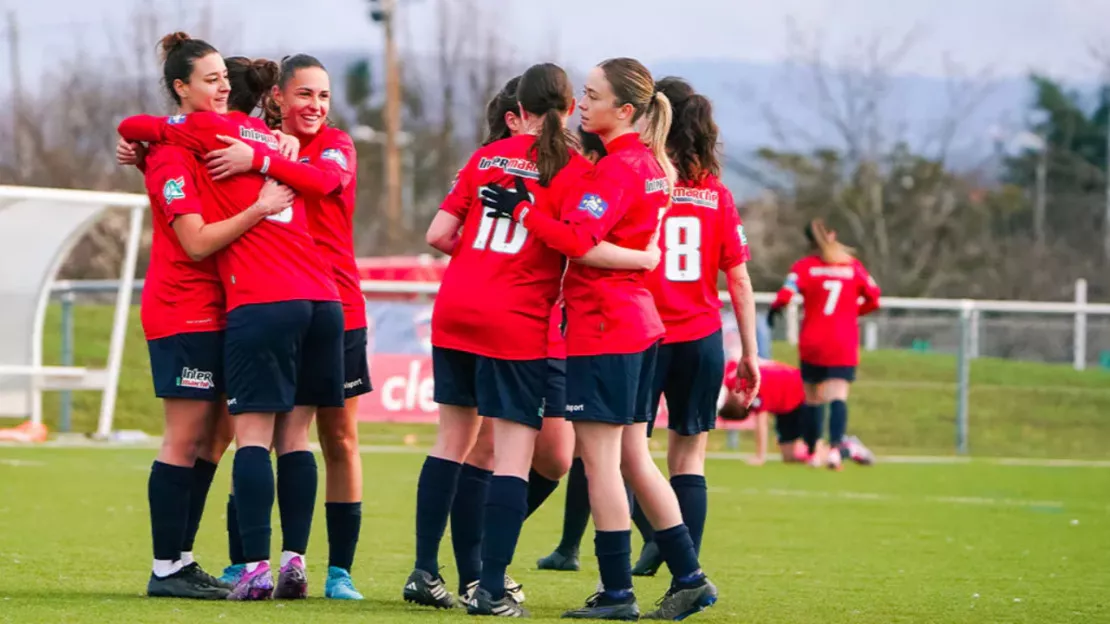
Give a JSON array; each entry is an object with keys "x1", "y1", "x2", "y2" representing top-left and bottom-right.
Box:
[
  {"x1": 147, "y1": 564, "x2": 231, "y2": 600},
  {"x1": 219, "y1": 563, "x2": 246, "y2": 586},
  {"x1": 562, "y1": 591, "x2": 640, "y2": 621},
  {"x1": 827, "y1": 447, "x2": 844, "y2": 472},
  {"x1": 631, "y1": 541, "x2": 663, "y2": 577},
  {"x1": 458, "y1": 580, "x2": 479, "y2": 609},
  {"x1": 845, "y1": 436, "x2": 875, "y2": 465},
  {"x1": 227, "y1": 561, "x2": 274, "y2": 601},
  {"x1": 403, "y1": 568, "x2": 455, "y2": 609},
  {"x1": 642, "y1": 577, "x2": 719, "y2": 620},
  {"x1": 467, "y1": 586, "x2": 530, "y2": 617},
  {"x1": 273, "y1": 555, "x2": 309, "y2": 599},
  {"x1": 504, "y1": 574, "x2": 525, "y2": 604},
  {"x1": 187, "y1": 562, "x2": 233, "y2": 590},
  {"x1": 325, "y1": 566, "x2": 364, "y2": 600},
  {"x1": 537, "y1": 548, "x2": 580, "y2": 571}
]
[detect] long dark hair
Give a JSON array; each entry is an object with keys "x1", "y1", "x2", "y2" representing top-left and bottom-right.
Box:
[
  {"x1": 518, "y1": 63, "x2": 577, "y2": 187},
  {"x1": 225, "y1": 56, "x2": 279, "y2": 115},
  {"x1": 483, "y1": 76, "x2": 521, "y2": 145},
  {"x1": 159, "y1": 32, "x2": 218, "y2": 105},
  {"x1": 578, "y1": 126, "x2": 606, "y2": 163},
  {"x1": 656, "y1": 76, "x2": 720, "y2": 183}
]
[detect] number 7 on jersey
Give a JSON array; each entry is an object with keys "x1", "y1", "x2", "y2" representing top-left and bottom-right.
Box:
[{"x1": 821, "y1": 279, "x2": 842, "y2": 315}]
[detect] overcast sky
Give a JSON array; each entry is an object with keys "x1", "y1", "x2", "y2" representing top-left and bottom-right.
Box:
[{"x1": 3, "y1": 0, "x2": 1110, "y2": 89}]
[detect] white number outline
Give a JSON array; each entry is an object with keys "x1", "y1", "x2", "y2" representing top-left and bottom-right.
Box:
[
  {"x1": 821, "y1": 279, "x2": 843, "y2": 315},
  {"x1": 663, "y1": 216, "x2": 702, "y2": 282},
  {"x1": 471, "y1": 185, "x2": 531, "y2": 254}
]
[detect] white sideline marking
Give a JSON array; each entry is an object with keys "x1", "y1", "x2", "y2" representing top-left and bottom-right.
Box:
[
  {"x1": 2, "y1": 440, "x2": 1109, "y2": 468},
  {"x1": 736, "y1": 487, "x2": 1069, "y2": 510},
  {"x1": 0, "y1": 458, "x2": 44, "y2": 467}
]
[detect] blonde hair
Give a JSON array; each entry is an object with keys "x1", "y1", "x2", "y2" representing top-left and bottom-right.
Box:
[
  {"x1": 807, "y1": 219, "x2": 854, "y2": 264},
  {"x1": 599, "y1": 58, "x2": 676, "y2": 195}
]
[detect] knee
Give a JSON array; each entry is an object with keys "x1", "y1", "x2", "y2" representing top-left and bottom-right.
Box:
[
  {"x1": 464, "y1": 431, "x2": 494, "y2": 470},
  {"x1": 320, "y1": 426, "x2": 359, "y2": 466},
  {"x1": 533, "y1": 444, "x2": 573, "y2": 480}
]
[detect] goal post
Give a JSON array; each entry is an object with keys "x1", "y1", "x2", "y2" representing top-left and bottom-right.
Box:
[{"x1": 0, "y1": 185, "x2": 146, "y2": 438}]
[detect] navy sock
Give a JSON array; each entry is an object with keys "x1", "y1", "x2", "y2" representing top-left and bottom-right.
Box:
[
  {"x1": 802, "y1": 404, "x2": 826, "y2": 454},
  {"x1": 556, "y1": 458, "x2": 590, "y2": 555},
  {"x1": 414, "y1": 456, "x2": 462, "y2": 574},
  {"x1": 276, "y1": 450, "x2": 318, "y2": 555},
  {"x1": 670, "y1": 474, "x2": 708, "y2": 555},
  {"x1": 525, "y1": 469, "x2": 560, "y2": 519},
  {"x1": 181, "y1": 458, "x2": 217, "y2": 552},
  {"x1": 148, "y1": 461, "x2": 193, "y2": 561},
  {"x1": 627, "y1": 486, "x2": 654, "y2": 544},
  {"x1": 479, "y1": 476, "x2": 529, "y2": 600},
  {"x1": 227, "y1": 494, "x2": 246, "y2": 565},
  {"x1": 232, "y1": 446, "x2": 274, "y2": 562},
  {"x1": 654, "y1": 523, "x2": 702, "y2": 582},
  {"x1": 326, "y1": 502, "x2": 361, "y2": 571},
  {"x1": 595, "y1": 530, "x2": 633, "y2": 594},
  {"x1": 450, "y1": 463, "x2": 491, "y2": 590},
  {"x1": 829, "y1": 400, "x2": 848, "y2": 447}
]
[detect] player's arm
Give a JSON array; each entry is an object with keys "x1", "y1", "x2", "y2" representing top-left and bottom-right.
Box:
[
  {"x1": 726, "y1": 262, "x2": 761, "y2": 401},
  {"x1": 118, "y1": 113, "x2": 221, "y2": 155},
  {"x1": 768, "y1": 261, "x2": 803, "y2": 328},
  {"x1": 426, "y1": 211, "x2": 462, "y2": 255},
  {"x1": 575, "y1": 241, "x2": 659, "y2": 271},
  {"x1": 857, "y1": 264, "x2": 882, "y2": 316},
  {"x1": 752, "y1": 411, "x2": 769, "y2": 466},
  {"x1": 426, "y1": 162, "x2": 476, "y2": 255}
]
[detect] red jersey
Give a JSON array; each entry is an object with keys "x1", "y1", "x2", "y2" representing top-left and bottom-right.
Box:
[
  {"x1": 272, "y1": 127, "x2": 365, "y2": 331},
  {"x1": 647, "y1": 174, "x2": 750, "y2": 344},
  {"x1": 517, "y1": 133, "x2": 668, "y2": 356},
  {"x1": 548, "y1": 301, "x2": 566, "y2": 360},
  {"x1": 431, "y1": 134, "x2": 587, "y2": 360},
  {"x1": 771, "y1": 255, "x2": 881, "y2": 366},
  {"x1": 118, "y1": 112, "x2": 339, "y2": 310},
  {"x1": 139, "y1": 144, "x2": 225, "y2": 340},
  {"x1": 748, "y1": 360, "x2": 805, "y2": 415}
]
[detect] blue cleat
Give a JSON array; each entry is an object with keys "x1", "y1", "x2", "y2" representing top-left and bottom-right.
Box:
[
  {"x1": 219, "y1": 563, "x2": 246, "y2": 587},
  {"x1": 325, "y1": 566, "x2": 364, "y2": 600}
]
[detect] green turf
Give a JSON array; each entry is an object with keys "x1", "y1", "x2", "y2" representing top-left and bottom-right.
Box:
[
  {"x1": 34, "y1": 304, "x2": 1110, "y2": 459},
  {"x1": 0, "y1": 447, "x2": 1106, "y2": 623}
]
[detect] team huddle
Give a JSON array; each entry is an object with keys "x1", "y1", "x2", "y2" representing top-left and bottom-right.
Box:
[{"x1": 121, "y1": 29, "x2": 879, "y2": 622}]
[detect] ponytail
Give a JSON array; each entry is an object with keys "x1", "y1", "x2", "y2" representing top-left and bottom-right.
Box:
[
  {"x1": 517, "y1": 63, "x2": 576, "y2": 187},
  {"x1": 642, "y1": 90, "x2": 677, "y2": 195},
  {"x1": 806, "y1": 219, "x2": 855, "y2": 264},
  {"x1": 534, "y1": 109, "x2": 576, "y2": 186}
]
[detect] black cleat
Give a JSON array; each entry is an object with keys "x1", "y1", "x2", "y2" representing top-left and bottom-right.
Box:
[
  {"x1": 403, "y1": 568, "x2": 455, "y2": 609},
  {"x1": 185, "y1": 563, "x2": 234, "y2": 591},
  {"x1": 642, "y1": 577, "x2": 719, "y2": 620},
  {"x1": 631, "y1": 541, "x2": 663, "y2": 577},
  {"x1": 147, "y1": 564, "x2": 231, "y2": 600},
  {"x1": 562, "y1": 591, "x2": 640, "y2": 621},
  {"x1": 537, "y1": 548, "x2": 580, "y2": 571},
  {"x1": 467, "y1": 586, "x2": 529, "y2": 617}
]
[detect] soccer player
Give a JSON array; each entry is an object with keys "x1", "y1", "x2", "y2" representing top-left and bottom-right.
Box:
[
  {"x1": 719, "y1": 359, "x2": 808, "y2": 464},
  {"x1": 767, "y1": 219, "x2": 881, "y2": 470},
  {"x1": 119, "y1": 46, "x2": 346, "y2": 602},
  {"x1": 411, "y1": 62, "x2": 658, "y2": 617},
  {"x1": 201, "y1": 54, "x2": 369, "y2": 600},
  {"x1": 632, "y1": 76, "x2": 760, "y2": 577},
  {"x1": 120, "y1": 33, "x2": 293, "y2": 601},
  {"x1": 481, "y1": 58, "x2": 718, "y2": 621}
]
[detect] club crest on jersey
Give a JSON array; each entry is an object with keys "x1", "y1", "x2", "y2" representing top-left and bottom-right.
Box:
[
  {"x1": 167, "y1": 114, "x2": 186, "y2": 125},
  {"x1": 738, "y1": 225, "x2": 748, "y2": 245},
  {"x1": 162, "y1": 177, "x2": 186, "y2": 204},
  {"x1": 448, "y1": 168, "x2": 461, "y2": 193},
  {"x1": 298, "y1": 157, "x2": 310, "y2": 163},
  {"x1": 321, "y1": 148, "x2": 348, "y2": 170},
  {"x1": 578, "y1": 193, "x2": 608, "y2": 219},
  {"x1": 784, "y1": 272, "x2": 799, "y2": 293},
  {"x1": 238, "y1": 126, "x2": 279, "y2": 150},
  {"x1": 645, "y1": 177, "x2": 668, "y2": 194},
  {"x1": 672, "y1": 187, "x2": 719, "y2": 209},
  {"x1": 477, "y1": 156, "x2": 540, "y2": 179}
]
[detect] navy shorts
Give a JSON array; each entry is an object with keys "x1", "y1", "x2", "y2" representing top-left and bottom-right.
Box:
[
  {"x1": 775, "y1": 407, "x2": 804, "y2": 443},
  {"x1": 543, "y1": 358, "x2": 567, "y2": 417},
  {"x1": 224, "y1": 300, "x2": 345, "y2": 415},
  {"x1": 343, "y1": 328, "x2": 373, "y2": 399},
  {"x1": 147, "y1": 331, "x2": 224, "y2": 401},
  {"x1": 649, "y1": 329, "x2": 725, "y2": 437},
  {"x1": 800, "y1": 361, "x2": 857, "y2": 384},
  {"x1": 432, "y1": 347, "x2": 548, "y2": 430},
  {"x1": 564, "y1": 342, "x2": 659, "y2": 426}
]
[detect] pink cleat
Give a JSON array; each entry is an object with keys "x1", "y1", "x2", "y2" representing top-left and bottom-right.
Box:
[
  {"x1": 273, "y1": 555, "x2": 308, "y2": 600},
  {"x1": 227, "y1": 561, "x2": 274, "y2": 601}
]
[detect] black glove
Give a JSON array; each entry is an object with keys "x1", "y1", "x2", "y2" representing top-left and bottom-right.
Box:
[
  {"x1": 480, "y1": 176, "x2": 531, "y2": 221},
  {"x1": 766, "y1": 306, "x2": 782, "y2": 329}
]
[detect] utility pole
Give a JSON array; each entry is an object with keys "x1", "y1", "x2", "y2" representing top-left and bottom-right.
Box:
[
  {"x1": 7, "y1": 10, "x2": 24, "y2": 176},
  {"x1": 370, "y1": 0, "x2": 403, "y2": 249}
]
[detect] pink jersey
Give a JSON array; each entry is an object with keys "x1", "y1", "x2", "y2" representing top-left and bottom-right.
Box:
[
  {"x1": 771, "y1": 256, "x2": 881, "y2": 366},
  {"x1": 139, "y1": 144, "x2": 225, "y2": 340},
  {"x1": 647, "y1": 174, "x2": 750, "y2": 343},
  {"x1": 118, "y1": 111, "x2": 339, "y2": 310},
  {"x1": 432, "y1": 134, "x2": 587, "y2": 360}
]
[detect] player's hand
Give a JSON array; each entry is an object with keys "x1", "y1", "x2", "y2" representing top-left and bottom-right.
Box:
[
  {"x1": 766, "y1": 306, "x2": 782, "y2": 329},
  {"x1": 480, "y1": 176, "x2": 531, "y2": 221},
  {"x1": 252, "y1": 179, "x2": 295, "y2": 217},
  {"x1": 747, "y1": 456, "x2": 766, "y2": 467},
  {"x1": 206, "y1": 135, "x2": 254, "y2": 181},
  {"x1": 643, "y1": 236, "x2": 662, "y2": 271},
  {"x1": 116, "y1": 138, "x2": 146, "y2": 168},
  {"x1": 271, "y1": 130, "x2": 300, "y2": 160},
  {"x1": 733, "y1": 355, "x2": 760, "y2": 407}
]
